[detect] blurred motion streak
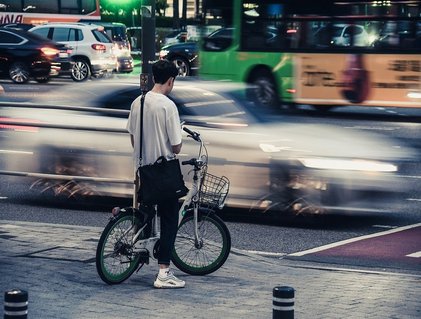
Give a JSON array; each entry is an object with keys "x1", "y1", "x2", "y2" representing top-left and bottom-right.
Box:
[{"x1": 0, "y1": 79, "x2": 417, "y2": 216}]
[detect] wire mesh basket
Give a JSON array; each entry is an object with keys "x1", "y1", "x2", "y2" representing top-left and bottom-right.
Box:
[{"x1": 199, "y1": 172, "x2": 230, "y2": 209}]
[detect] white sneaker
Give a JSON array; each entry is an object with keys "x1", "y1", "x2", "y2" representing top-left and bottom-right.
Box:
[{"x1": 153, "y1": 270, "x2": 185, "y2": 289}]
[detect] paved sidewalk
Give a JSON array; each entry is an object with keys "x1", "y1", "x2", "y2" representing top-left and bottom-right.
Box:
[{"x1": 0, "y1": 220, "x2": 420, "y2": 319}]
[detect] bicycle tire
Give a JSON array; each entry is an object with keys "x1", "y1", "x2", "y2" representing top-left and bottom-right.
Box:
[
  {"x1": 96, "y1": 212, "x2": 142, "y2": 284},
  {"x1": 172, "y1": 208, "x2": 231, "y2": 275}
]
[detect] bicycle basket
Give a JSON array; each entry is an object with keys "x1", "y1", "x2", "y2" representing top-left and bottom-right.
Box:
[{"x1": 199, "y1": 173, "x2": 230, "y2": 209}]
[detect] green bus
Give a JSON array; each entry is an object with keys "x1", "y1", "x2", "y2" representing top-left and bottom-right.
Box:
[{"x1": 199, "y1": 0, "x2": 421, "y2": 110}]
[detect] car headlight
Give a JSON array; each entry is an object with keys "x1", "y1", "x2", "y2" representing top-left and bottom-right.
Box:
[{"x1": 298, "y1": 158, "x2": 397, "y2": 172}]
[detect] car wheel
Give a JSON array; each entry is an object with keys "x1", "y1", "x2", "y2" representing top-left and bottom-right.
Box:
[
  {"x1": 9, "y1": 62, "x2": 30, "y2": 84},
  {"x1": 71, "y1": 59, "x2": 91, "y2": 82},
  {"x1": 171, "y1": 57, "x2": 190, "y2": 77},
  {"x1": 35, "y1": 77, "x2": 50, "y2": 83}
]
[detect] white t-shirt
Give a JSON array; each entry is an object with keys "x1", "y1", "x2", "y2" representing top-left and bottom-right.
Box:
[{"x1": 126, "y1": 91, "x2": 182, "y2": 169}]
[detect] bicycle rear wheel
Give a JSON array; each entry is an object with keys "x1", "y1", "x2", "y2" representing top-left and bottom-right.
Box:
[
  {"x1": 96, "y1": 212, "x2": 142, "y2": 284},
  {"x1": 172, "y1": 208, "x2": 231, "y2": 275}
]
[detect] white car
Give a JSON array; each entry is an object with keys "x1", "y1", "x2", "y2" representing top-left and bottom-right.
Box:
[{"x1": 29, "y1": 23, "x2": 116, "y2": 81}]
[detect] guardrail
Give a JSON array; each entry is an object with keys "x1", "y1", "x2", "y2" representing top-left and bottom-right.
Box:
[{"x1": 0, "y1": 101, "x2": 133, "y2": 185}]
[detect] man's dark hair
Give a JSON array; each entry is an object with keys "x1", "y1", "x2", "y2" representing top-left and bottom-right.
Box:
[{"x1": 152, "y1": 59, "x2": 178, "y2": 84}]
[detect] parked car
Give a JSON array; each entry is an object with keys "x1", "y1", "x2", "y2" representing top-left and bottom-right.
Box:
[
  {"x1": 83, "y1": 21, "x2": 133, "y2": 73},
  {"x1": 0, "y1": 27, "x2": 72, "y2": 83},
  {"x1": 0, "y1": 23, "x2": 35, "y2": 31},
  {"x1": 29, "y1": 23, "x2": 116, "y2": 81},
  {"x1": 0, "y1": 78, "x2": 416, "y2": 216},
  {"x1": 159, "y1": 41, "x2": 198, "y2": 76}
]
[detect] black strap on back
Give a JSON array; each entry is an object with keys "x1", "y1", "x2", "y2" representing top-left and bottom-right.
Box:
[{"x1": 139, "y1": 93, "x2": 146, "y2": 163}]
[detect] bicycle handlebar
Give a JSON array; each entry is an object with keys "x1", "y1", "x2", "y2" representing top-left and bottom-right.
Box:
[
  {"x1": 181, "y1": 158, "x2": 196, "y2": 166},
  {"x1": 183, "y1": 126, "x2": 201, "y2": 142}
]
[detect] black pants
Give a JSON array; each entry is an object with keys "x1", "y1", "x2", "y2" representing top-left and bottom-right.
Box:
[{"x1": 157, "y1": 197, "x2": 179, "y2": 265}]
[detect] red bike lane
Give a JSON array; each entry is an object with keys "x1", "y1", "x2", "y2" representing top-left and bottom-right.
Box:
[{"x1": 289, "y1": 223, "x2": 421, "y2": 272}]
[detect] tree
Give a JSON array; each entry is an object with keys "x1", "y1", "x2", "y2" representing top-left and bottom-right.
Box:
[
  {"x1": 173, "y1": 0, "x2": 180, "y2": 29},
  {"x1": 156, "y1": 0, "x2": 169, "y2": 17}
]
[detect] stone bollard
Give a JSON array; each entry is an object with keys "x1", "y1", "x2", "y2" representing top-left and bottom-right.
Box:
[
  {"x1": 273, "y1": 286, "x2": 294, "y2": 319},
  {"x1": 4, "y1": 289, "x2": 28, "y2": 319}
]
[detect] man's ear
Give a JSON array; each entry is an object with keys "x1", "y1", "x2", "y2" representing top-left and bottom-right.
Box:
[{"x1": 166, "y1": 77, "x2": 174, "y2": 87}]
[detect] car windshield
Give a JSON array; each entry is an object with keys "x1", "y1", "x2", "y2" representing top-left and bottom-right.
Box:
[
  {"x1": 172, "y1": 85, "x2": 248, "y2": 120},
  {"x1": 27, "y1": 78, "x2": 259, "y2": 127}
]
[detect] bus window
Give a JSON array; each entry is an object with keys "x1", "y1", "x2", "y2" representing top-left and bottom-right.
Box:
[
  {"x1": 240, "y1": 0, "x2": 283, "y2": 51},
  {"x1": 202, "y1": 28, "x2": 234, "y2": 52}
]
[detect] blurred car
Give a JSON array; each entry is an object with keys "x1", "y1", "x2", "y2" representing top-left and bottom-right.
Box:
[
  {"x1": 159, "y1": 41, "x2": 198, "y2": 76},
  {"x1": 0, "y1": 78, "x2": 416, "y2": 216},
  {"x1": 29, "y1": 23, "x2": 116, "y2": 81},
  {"x1": 0, "y1": 27, "x2": 72, "y2": 83}
]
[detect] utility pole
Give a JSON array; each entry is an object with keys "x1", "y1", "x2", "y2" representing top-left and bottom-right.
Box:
[{"x1": 140, "y1": 0, "x2": 156, "y2": 93}]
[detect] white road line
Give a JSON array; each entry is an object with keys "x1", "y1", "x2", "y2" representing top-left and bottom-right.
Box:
[
  {"x1": 372, "y1": 225, "x2": 397, "y2": 229},
  {"x1": 407, "y1": 198, "x2": 421, "y2": 202},
  {"x1": 242, "y1": 250, "x2": 287, "y2": 257},
  {"x1": 406, "y1": 251, "x2": 421, "y2": 258},
  {"x1": 289, "y1": 222, "x2": 421, "y2": 257}
]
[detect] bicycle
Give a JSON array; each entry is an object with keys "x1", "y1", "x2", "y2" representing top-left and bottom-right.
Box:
[{"x1": 96, "y1": 126, "x2": 231, "y2": 285}]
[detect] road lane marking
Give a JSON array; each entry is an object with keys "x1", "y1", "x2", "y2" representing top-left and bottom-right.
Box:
[
  {"x1": 372, "y1": 225, "x2": 397, "y2": 229},
  {"x1": 242, "y1": 250, "x2": 287, "y2": 257},
  {"x1": 407, "y1": 198, "x2": 421, "y2": 202},
  {"x1": 289, "y1": 222, "x2": 421, "y2": 257},
  {"x1": 406, "y1": 251, "x2": 421, "y2": 258}
]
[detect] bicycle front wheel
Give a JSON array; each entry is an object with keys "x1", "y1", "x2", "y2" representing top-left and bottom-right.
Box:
[
  {"x1": 96, "y1": 212, "x2": 142, "y2": 285},
  {"x1": 172, "y1": 209, "x2": 231, "y2": 275}
]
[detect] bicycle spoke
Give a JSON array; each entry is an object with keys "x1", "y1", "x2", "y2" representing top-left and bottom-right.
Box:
[{"x1": 173, "y1": 212, "x2": 231, "y2": 275}]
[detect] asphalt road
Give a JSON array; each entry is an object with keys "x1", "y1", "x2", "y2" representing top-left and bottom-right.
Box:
[{"x1": 0, "y1": 77, "x2": 420, "y2": 276}]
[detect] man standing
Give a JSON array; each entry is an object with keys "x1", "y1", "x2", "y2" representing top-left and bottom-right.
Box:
[{"x1": 126, "y1": 59, "x2": 185, "y2": 288}]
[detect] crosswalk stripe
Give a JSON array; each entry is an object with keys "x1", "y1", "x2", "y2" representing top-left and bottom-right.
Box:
[{"x1": 406, "y1": 251, "x2": 421, "y2": 258}]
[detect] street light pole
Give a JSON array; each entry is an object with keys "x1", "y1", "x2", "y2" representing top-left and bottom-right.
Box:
[{"x1": 140, "y1": 0, "x2": 156, "y2": 93}]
